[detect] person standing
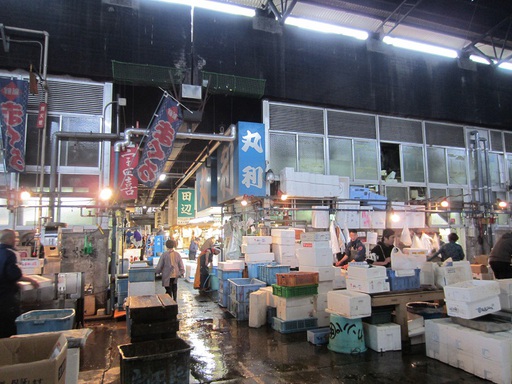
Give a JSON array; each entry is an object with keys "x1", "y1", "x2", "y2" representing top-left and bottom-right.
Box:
[
  {"x1": 188, "y1": 237, "x2": 199, "y2": 261},
  {"x1": 370, "y1": 229, "x2": 395, "y2": 267},
  {"x1": 427, "y1": 233, "x2": 465, "y2": 262},
  {"x1": 0, "y1": 229, "x2": 39, "y2": 338},
  {"x1": 194, "y1": 242, "x2": 220, "y2": 292},
  {"x1": 154, "y1": 239, "x2": 185, "y2": 302},
  {"x1": 489, "y1": 232, "x2": 512, "y2": 279}
]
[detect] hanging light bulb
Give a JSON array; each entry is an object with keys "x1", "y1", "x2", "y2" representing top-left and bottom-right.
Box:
[
  {"x1": 497, "y1": 199, "x2": 508, "y2": 209},
  {"x1": 241, "y1": 194, "x2": 248, "y2": 206},
  {"x1": 390, "y1": 210, "x2": 400, "y2": 223},
  {"x1": 440, "y1": 199, "x2": 449, "y2": 208}
]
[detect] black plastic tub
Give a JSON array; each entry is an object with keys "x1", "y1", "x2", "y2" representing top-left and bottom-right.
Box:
[{"x1": 406, "y1": 301, "x2": 445, "y2": 319}]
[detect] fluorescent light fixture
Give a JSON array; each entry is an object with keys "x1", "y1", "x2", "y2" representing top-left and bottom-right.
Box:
[
  {"x1": 154, "y1": 0, "x2": 255, "y2": 17},
  {"x1": 383, "y1": 36, "x2": 458, "y2": 59},
  {"x1": 469, "y1": 54, "x2": 492, "y2": 65},
  {"x1": 498, "y1": 62, "x2": 512, "y2": 71},
  {"x1": 285, "y1": 16, "x2": 368, "y2": 41}
]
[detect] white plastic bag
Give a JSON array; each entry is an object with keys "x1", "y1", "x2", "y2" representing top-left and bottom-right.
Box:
[
  {"x1": 411, "y1": 233, "x2": 423, "y2": 248},
  {"x1": 391, "y1": 247, "x2": 419, "y2": 270},
  {"x1": 400, "y1": 224, "x2": 412, "y2": 246}
]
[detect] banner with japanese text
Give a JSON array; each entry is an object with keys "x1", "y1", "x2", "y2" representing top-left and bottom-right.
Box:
[
  {"x1": 177, "y1": 188, "x2": 196, "y2": 219},
  {"x1": 133, "y1": 96, "x2": 183, "y2": 188},
  {"x1": 0, "y1": 78, "x2": 28, "y2": 172},
  {"x1": 111, "y1": 146, "x2": 139, "y2": 200}
]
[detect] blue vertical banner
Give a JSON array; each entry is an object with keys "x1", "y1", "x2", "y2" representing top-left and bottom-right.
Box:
[
  {"x1": 196, "y1": 157, "x2": 217, "y2": 212},
  {"x1": 0, "y1": 78, "x2": 29, "y2": 173},
  {"x1": 217, "y1": 121, "x2": 266, "y2": 204},
  {"x1": 133, "y1": 96, "x2": 183, "y2": 188},
  {"x1": 177, "y1": 188, "x2": 196, "y2": 219},
  {"x1": 237, "y1": 122, "x2": 266, "y2": 197}
]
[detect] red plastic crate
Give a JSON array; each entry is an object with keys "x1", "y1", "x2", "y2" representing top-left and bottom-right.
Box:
[{"x1": 275, "y1": 272, "x2": 319, "y2": 287}]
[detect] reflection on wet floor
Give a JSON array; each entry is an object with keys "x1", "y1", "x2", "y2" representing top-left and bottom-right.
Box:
[{"x1": 79, "y1": 279, "x2": 489, "y2": 384}]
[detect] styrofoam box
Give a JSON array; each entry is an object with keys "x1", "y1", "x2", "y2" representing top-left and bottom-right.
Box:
[
  {"x1": 499, "y1": 293, "x2": 512, "y2": 310},
  {"x1": 300, "y1": 265, "x2": 334, "y2": 281},
  {"x1": 346, "y1": 277, "x2": 390, "y2": 294},
  {"x1": 301, "y1": 240, "x2": 330, "y2": 249},
  {"x1": 273, "y1": 244, "x2": 296, "y2": 258},
  {"x1": 327, "y1": 290, "x2": 371, "y2": 318},
  {"x1": 296, "y1": 247, "x2": 333, "y2": 267},
  {"x1": 276, "y1": 255, "x2": 298, "y2": 269},
  {"x1": 315, "y1": 309, "x2": 331, "y2": 327},
  {"x1": 301, "y1": 232, "x2": 330, "y2": 242},
  {"x1": 446, "y1": 295, "x2": 501, "y2": 319},
  {"x1": 218, "y1": 260, "x2": 245, "y2": 270},
  {"x1": 242, "y1": 236, "x2": 272, "y2": 245},
  {"x1": 443, "y1": 280, "x2": 500, "y2": 302},
  {"x1": 275, "y1": 295, "x2": 315, "y2": 308},
  {"x1": 244, "y1": 253, "x2": 274, "y2": 263},
  {"x1": 347, "y1": 264, "x2": 387, "y2": 280},
  {"x1": 498, "y1": 278, "x2": 512, "y2": 295},
  {"x1": 318, "y1": 281, "x2": 334, "y2": 295},
  {"x1": 425, "y1": 318, "x2": 451, "y2": 363},
  {"x1": 259, "y1": 286, "x2": 276, "y2": 307},
  {"x1": 271, "y1": 229, "x2": 296, "y2": 238},
  {"x1": 272, "y1": 236, "x2": 296, "y2": 245},
  {"x1": 242, "y1": 244, "x2": 271, "y2": 254},
  {"x1": 363, "y1": 322, "x2": 401, "y2": 352},
  {"x1": 434, "y1": 261, "x2": 472, "y2": 287},
  {"x1": 277, "y1": 302, "x2": 315, "y2": 321},
  {"x1": 249, "y1": 290, "x2": 268, "y2": 328},
  {"x1": 315, "y1": 293, "x2": 328, "y2": 311}
]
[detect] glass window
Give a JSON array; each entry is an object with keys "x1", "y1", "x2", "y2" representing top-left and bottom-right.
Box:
[
  {"x1": 59, "y1": 198, "x2": 98, "y2": 225},
  {"x1": 427, "y1": 147, "x2": 447, "y2": 184},
  {"x1": 447, "y1": 149, "x2": 467, "y2": 185},
  {"x1": 354, "y1": 140, "x2": 378, "y2": 180},
  {"x1": 385, "y1": 186, "x2": 408, "y2": 201},
  {"x1": 403, "y1": 146, "x2": 424, "y2": 183},
  {"x1": 508, "y1": 157, "x2": 512, "y2": 186},
  {"x1": 60, "y1": 116, "x2": 101, "y2": 167},
  {"x1": 60, "y1": 174, "x2": 99, "y2": 195},
  {"x1": 488, "y1": 153, "x2": 503, "y2": 189},
  {"x1": 329, "y1": 137, "x2": 352, "y2": 177},
  {"x1": 298, "y1": 135, "x2": 325, "y2": 174},
  {"x1": 26, "y1": 114, "x2": 60, "y2": 167},
  {"x1": 269, "y1": 133, "x2": 296, "y2": 174},
  {"x1": 381, "y1": 143, "x2": 401, "y2": 182}
]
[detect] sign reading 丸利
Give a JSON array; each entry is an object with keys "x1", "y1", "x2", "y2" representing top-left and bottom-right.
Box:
[
  {"x1": 217, "y1": 122, "x2": 266, "y2": 204},
  {"x1": 177, "y1": 188, "x2": 195, "y2": 219}
]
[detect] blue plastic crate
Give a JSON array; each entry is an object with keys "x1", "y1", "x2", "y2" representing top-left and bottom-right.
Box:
[
  {"x1": 218, "y1": 291, "x2": 230, "y2": 307},
  {"x1": 307, "y1": 327, "x2": 330, "y2": 345},
  {"x1": 386, "y1": 269, "x2": 421, "y2": 291},
  {"x1": 128, "y1": 267, "x2": 156, "y2": 282},
  {"x1": 259, "y1": 264, "x2": 291, "y2": 285},
  {"x1": 228, "y1": 299, "x2": 250, "y2": 321},
  {"x1": 272, "y1": 317, "x2": 318, "y2": 334},
  {"x1": 228, "y1": 278, "x2": 266, "y2": 303},
  {"x1": 117, "y1": 275, "x2": 129, "y2": 294},
  {"x1": 16, "y1": 309, "x2": 75, "y2": 334},
  {"x1": 217, "y1": 269, "x2": 243, "y2": 281},
  {"x1": 246, "y1": 262, "x2": 267, "y2": 279}
]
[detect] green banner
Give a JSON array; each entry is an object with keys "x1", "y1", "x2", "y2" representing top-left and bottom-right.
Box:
[{"x1": 177, "y1": 188, "x2": 195, "y2": 219}]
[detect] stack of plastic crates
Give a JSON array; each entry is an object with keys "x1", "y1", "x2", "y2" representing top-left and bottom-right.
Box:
[
  {"x1": 217, "y1": 269, "x2": 243, "y2": 307},
  {"x1": 228, "y1": 278, "x2": 266, "y2": 321},
  {"x1": 258, "y1": 264, "x2": 291, "y2": 285},
  {"x1": 271, "y1": 272, "x2": 319, "y2": 333}
]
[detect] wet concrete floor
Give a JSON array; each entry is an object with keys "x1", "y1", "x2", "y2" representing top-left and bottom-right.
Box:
[{"x1": 78, "y1": 280, "x2": 488, "y2": 383}]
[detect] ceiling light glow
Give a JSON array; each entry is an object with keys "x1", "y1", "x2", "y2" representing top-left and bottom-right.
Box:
[
  {"x1": 285, "y1": 17, "x2": 368, "y2": 40},
  {"x1": 383, "y1": 36, "x2": 458, "y2": 59}
]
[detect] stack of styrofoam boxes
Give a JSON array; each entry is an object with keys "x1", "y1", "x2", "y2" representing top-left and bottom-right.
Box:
[
  {"x1": 279, "y1": 167, "x2": 349, "y2": 199},
  {"x1": 242, "y1": 236, "x2": 273, "y2": 278},
  {"x1": 346, "y1": 264, "x2": 390, "y2": 294},
  {"x1": 498, "y1": 279, "x2": 512, "y2": 310},
  {"x1": 434, "y1": 261, "x2": 472, "y2": 288},
  {"x1": 242, "y1": 236, "x2": 274, "y2": 265},
  {"x1": 332, "y1": 267, "x2": 347, "y2": 290},
  {"x1": 326, "y1": 290, "x2": 371, "y2": 319},
  {"x1": 443, "y1": 280, "x2": 501, "y2": 320},
  {"x1": 271, "y1": 228, "x2": 298, "y2": 268},
  {"x1": 426, "y1": 318, "x2": 512, "y2": 383},
  {"x1": 296, "y1": 231, "x2": 333, "y2": 326},
  {"x1": 217, "y1": 261, "x2": 244, "y2": 307}
]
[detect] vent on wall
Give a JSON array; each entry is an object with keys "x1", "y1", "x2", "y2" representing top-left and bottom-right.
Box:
[
  {"x1": 28, "y1": 79, "x2": 105, "y2": 115},
  {"x1": 269, "y1": 104, "x2": 324, "y2": 134}
]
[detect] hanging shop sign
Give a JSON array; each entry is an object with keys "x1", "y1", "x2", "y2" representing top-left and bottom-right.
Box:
[
  {"x1": 177, "y1": 188, "x2": 196, "y2": 220},
  {"x1": 217, "y1": 121, "x2": 266, "y2": 204},
  {"x1": 111, "y1": 145, "x2": 139, "y2": 200},
  {"x1": 133, "y1": 96, "x2": 183, "y2": 188},
  {"x1": 36, "y1": 102, "x2": 47, "y2": 129},
  {"x1": 196, "y1": 157, "x2": 218, "y2": 212},
  {"x1": 0, "y1": 78, "x2": 28, "y2": 172}
]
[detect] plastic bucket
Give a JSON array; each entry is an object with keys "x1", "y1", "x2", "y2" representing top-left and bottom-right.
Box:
[
  {"x1": 328, "y1": 314, "x2": 366, "y2": 354},
  {"x1": 406, "y1": 301, "x2": 444, "y2": 319}
]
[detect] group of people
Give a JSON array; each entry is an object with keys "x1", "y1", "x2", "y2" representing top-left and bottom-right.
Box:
[{"x1": 334, "y1": 228, "x2": 466, "y2": 269}]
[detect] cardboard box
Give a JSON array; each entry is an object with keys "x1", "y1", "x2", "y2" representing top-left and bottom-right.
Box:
[
  {"x1": 0, "y1": 333, "x2": 67, "y2": 384},
  {"x1": 471, "y1": 264, "x2": 488, "y2": 274},
  {"x1": 473, "y1": 255, "x2": 489, "y2": 265}
]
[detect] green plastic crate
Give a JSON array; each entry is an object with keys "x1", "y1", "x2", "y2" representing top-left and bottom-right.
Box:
[{"x1": 271, "y1": 284, "x2": 318, "y2": 298}]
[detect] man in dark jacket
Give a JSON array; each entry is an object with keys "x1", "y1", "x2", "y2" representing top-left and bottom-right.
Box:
[
  {"x1": 489, "y1": 232, "x2": 512, "y2": 279},
  {"x1": 0, "y1": 229, "x2": 39, "y2": 338}
]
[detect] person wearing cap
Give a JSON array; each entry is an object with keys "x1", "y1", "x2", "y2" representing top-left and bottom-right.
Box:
[
  {"x1": 427, "y1": 233, "x2": 465, "y2": 262},
  {"x1": 155, "y1": 239, "x2": 185, "y2": 302},
  {"x1": 369, "y1": 229, "x2": 395, "y2": 267},
  {"x1": 194, "y1": 240, "x2": 221, "y2": 292},
  {"x1": 0, "y1": 229, "x2": 40, "y2": 338}
]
